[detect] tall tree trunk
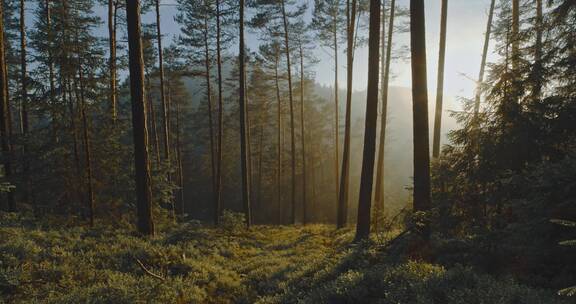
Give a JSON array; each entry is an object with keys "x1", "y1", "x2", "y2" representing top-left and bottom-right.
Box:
[
  {"x1": 126, "y1": 0, "x2": 155, "y2": 236},
  {"x1": 146, "y1": 75, "x2": 161, "y2": 166},
  {"x1": 532, "y1": 0, "x2": 543, "y2": 100},
  {"x1": 19, "y1": 0, "x2": 27, "y2": 136},
  {"x1": 0, "y1": 1, "x2": 15, "y2": 211},
  {"x1": 109, "y1": 0, "x2": 118, "y2": 122},
  {"x1": 256, "y1": 122, "x2": 264, "y2": 211},
  {"x1": 410, "y1": 0, "x2": 432, "y2": 217},
  {"x1": 170, "y1": 85, "x2": 185, "y2": 215},
  {"x1": 155, "y1": 0, "x2": 170, "y2": 166},
  {"x1": 333, "y1": 6, "x2": 340, "y2": 206},
  {"x1": 239, "y1": 0, "x2": 251, "y2": 227},
  {"x1": 355, "y1": 0, "x2": 381, "y2": 241},
  {"x1": 432, "y1": 0, "x2": 448, "y2": 158},
  {"x1": 274, "y1": 50, "x2": 283, "y2": 225},
  {"x1": 512, "y1": 0, "x2": 520, "y2": 73},
  {"x1": 474, "y1": 0, "x2": 496, "y2": 115},
  {"x1": 19, "y1": 0, "x2": 30, "y2": 204},
  {"x1": 299, "y1": 44, "x2": 307, "y2": 225},
  {"x1": 215, "y1": 0, "x2": 224, "y2": 226},
  {"x1": 46, "y1": 0, "x2": 57, "y2": 141},
  {"x1": 338, "y1": 0, "x2": 357, "y2": 229},
  {"x1": 202, "y1": 9, "x2": 219, "y2": 225},
  {"x1": 374, "y1": 0, "x2": 395, "y2": 232},
  {"x1": 176, "y1": 102, "x2": 185, "y2": 215},
  {"x1": 245, "y1": 74, "x2": 253, "y2": 221},
  {"x1": 280, "y1": 0, "x2": 297, "y2": 225},
  {"x1": 77, "y1": 60, "x2": 95, "y2": 227},
  {"x1": 66, "y1": 77, "x2": 83, "y2": 215}
]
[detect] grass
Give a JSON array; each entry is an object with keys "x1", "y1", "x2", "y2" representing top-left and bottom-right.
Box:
[{"x1": 0, "y1": 212, "x2": 570, "y2": 303}]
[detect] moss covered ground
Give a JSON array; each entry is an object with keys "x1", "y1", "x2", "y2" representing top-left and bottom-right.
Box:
[{"x1": 0, "y1": 213, "x2": 569, "y2": 303}]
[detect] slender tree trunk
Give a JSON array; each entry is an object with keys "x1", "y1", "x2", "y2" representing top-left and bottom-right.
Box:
[
  {"x1": 432, "y1": 0, "x2": 448, "y2": 158},
  {"x1": 66, "y1": 77, "x2": 83, "y2": 215},
  {"x1": 239, "y1": 0, "x2": 251, "y2": 227},
  {"x1": 280, "y1": 0, "x2": 297, "y2": 225},
  {"x1": 0, "y1": 1, "x2": 15, "y2": 211},
  {"x1": 109, "y1": 0, "x2": 117, "y2": 122},
  {"x1": 355, "y1": 0, "x2": 381, "y2": 241},
  {"x1": 245, "y1": 74, "x2": 253, "y2": 221},
  {"x1": 274, "y1": 50, "x2": 283, "y2": 225},
  {"x1": 333, "y1": 7, "x2": 340, "y2": 206},
  {"x1": 19, "y1": 0, "x2": 27, "y2": 136},
  {"x1": 512, "y1": 0, "x2": 520, "y2": 74},
  {"x1": 77, "y1": 60, "x2": 95, "y2": 227},
  {"x1": 256, "y1": 122, "x2": 264, "y2": 211},
  {"x1": 126, "y1": 0, "x2": 155, "y2": 236},
  {"x1": 299, "y1": 44, "x2": 307, "y2": 225},
  {"x1": 46, "y1": 0, "x2": 57, "y2": 141},
  {"x1": 203, "y1": 10, "x2": 219, "y2": 225},
  {"x1": 19, "y1": 0, "x2": 30, "y2": 204},
  {"x1": 338, "y1": 0, "x2": 357, "y2": 229},
  {"x1": 374, "y1": 0, "x2": 395, "y2": 232},
  {"x1": 155, "y1": 0, "x2": 170, "y2": 166},
  {"x1": 215, "y1": 0, "x2": 224, "y2": 225},
  {"x1": 410, "y1": 0, "x2": 432, "y2": 216},
  {"x1": 170, "y1": 85, "x2": 185, "y2": 215},
  {"x1": 533, "y1": 0, "x2": 543, "y2": 100},
  {"x1": 146, "y1": 75, "x2": 161, "y2": 166},
  {"x1": 474, "y1": 0, "x2": 495, "y2": 115}
]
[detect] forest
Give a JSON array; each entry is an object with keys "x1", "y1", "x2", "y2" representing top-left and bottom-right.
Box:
[{"x1": 0, "y1": 0, "x2": 575, "y2": 303}]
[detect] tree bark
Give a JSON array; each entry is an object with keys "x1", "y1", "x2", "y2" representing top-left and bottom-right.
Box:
[
  {"x1": 474, "y1": 0, "x2": 495, "y2": 115},
  {"x1": 338, "y1": 0, "x2": 357, "y2": 229},
  {"x1": 432, "y1": 0, "x2": 448, "y2": 158},
  {"x1": 109, "y1": 0, "x2": 118, "y2": 122},
  {"x1": 355, "y1": 0, "x2": 381, "y2": 241},
  {"x1": 76, "y1": 57, "x2": 95, "y2": 227},
  {"x1": 280, "y1": 0, "x2": 297, "y2": 225},
  {"x1": 299, "y1": 44, "x2": 307, "y2": 225},
  {"x1": 512, "y1": 0, "x2": 520, "y2": 73},
  {"x1": 333, "y1": 5, "x2": 340, "y2": 207},
  {"x1": 19, "y1": 0, "x2": 30, "y2": 205},
  {"x1": 19, "y1": 0, "x2": 28, "y2": 135},
  {"x1": 155, "y1": 0, "x2": 170, "y2": 165},
  {"x1": 126, "y1": 0, "x2": 155, "y2": 236},
  {"x1": 239, "y1": 0, "x2": 251, "y2": 227},
  {"x1": 46, "y1": 0, "x2": 57, "y2": 140},
  {"x1": 202, "y1": 8, "x2": 219, "y2": 225},
  {"x1": 170, "y1": 85, "x2": 185, "y2": 215},
  {"x1": 374, "y1": 0, "x2": 395, "y2": 232},
  {"x1": 0, "y1": 1, "x2": 15, "y2": 211},
  {"x1": 215, "y1": 0, "x2": 224, "y2": 226},
  {"x1": 274, "y1": 49, "x2": 283, "y2": 225},
  {"x1": 533, "y1": 0, "x2": 543, "y2": 100},
  {"x1": 410, "y1": 0, "x2": 432, "y2": 215},
  {"x1": 146, "y1": 75, "x2": 161, "y2": 166},
  {"x1": 66, "y1": 77, "x2": 83, "y2": 215}
]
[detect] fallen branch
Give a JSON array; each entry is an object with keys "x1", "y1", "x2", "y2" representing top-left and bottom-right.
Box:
[{"x1": 135, "y1": 258, "x2": 165, "y2": 281}]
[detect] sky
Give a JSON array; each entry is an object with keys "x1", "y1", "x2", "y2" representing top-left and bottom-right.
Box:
[{"x1": 85, "y1": 0, "x2": 499, "y2": 112}]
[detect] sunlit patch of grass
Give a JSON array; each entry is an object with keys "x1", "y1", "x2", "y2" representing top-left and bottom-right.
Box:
[{"x1": 0, "y1": 213, "x2": 568, "y2": 304}]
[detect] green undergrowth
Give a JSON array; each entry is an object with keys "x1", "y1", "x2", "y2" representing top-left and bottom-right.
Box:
[{"x1": 0, "y1": 213, "x2": 569, "y2": 304}]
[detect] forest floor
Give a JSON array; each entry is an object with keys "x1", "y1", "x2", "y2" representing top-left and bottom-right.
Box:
[{"x1": 0, "y1": 213, "x2": 570, "y2": 304}]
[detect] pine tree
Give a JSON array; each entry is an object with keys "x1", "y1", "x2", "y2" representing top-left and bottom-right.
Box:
[
  {"x1": 127, "y1": 0, "x2": 155, "y2": 236},
  {"x1": 373, "y1": 0, "x2": 396, "y2": 231},
  {"x1": 355, "y1": 0, "x2": 380, "y2": 241},
  {"x1": 311, "y1": 0, "x2": 345, "y2": 206},
  {"x1": 432, "y1": 0, "x2": 448, "y2": 158},
  {"x1": 410, "y1": 0, "x2": 431, "y2": 227},
  {"x1": 0, "y1": 0, "x2": 15, "y2": 212}
]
